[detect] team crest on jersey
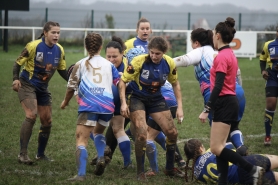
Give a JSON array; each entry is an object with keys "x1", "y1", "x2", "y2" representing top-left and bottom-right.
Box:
[
  {"x1": 126, "y1": 65, "x2": 135, "y2": 74},
  {"x1": 136, "y1": 45, "x2": 146, "y2": 53},
  {"x1": 141, "y1": 69, "x2": 149, "y2": 79},
  {"x1": 172, "y1": 67, "x2": 177, "y2": 75},
  {"x1": 36, "y1": 52, "x2": 44, "y2": 62},
  {"x1": 270, "y1": 47, "x2": 275, "y2": 55}
]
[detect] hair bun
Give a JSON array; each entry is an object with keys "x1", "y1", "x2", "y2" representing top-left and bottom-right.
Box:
[{"x1": 225, "y1": 17, "x2": 235, "y2": 28}]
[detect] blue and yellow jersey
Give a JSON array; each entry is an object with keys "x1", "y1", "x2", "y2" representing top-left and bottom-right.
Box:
[
  {"x1": 124, "y1": 36, "x2": 148, "y2": 55},
  {"x1": 121, "y1": 54, "x2": 178, "y2": 97},
  {"x1": 259, "y1": 39, "x2": 277, "y2": 69},
  {"x1": 17, "y1": 38, "x2": 66, "y2": 91},
  {"x1": 194, "y1": 151, "x2": 239, "y2": 184}
]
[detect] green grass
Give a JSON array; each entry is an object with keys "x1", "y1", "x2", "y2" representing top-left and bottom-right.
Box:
[{"x1": 0, "y1": 45, "x2": 277, "y2": 185}]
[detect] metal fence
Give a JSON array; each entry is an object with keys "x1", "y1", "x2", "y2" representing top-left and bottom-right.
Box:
[
  {"x1": 0, "y1": 8, "x2": 277, "y2": 55},
  {"x1": 2, "y1": 8, "x2": 278, "y2": 30}
]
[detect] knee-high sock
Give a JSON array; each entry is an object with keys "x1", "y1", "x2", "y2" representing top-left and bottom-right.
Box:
[
  {"x1": 135, "y1": 139, "x2": 146, "y2": 174},
  {"x1": 165, "y1": 137, "x2": 176, "y2": 170},
  {"x1": 20, "y1": 118, "x2": 35, "y2": 154},
  {"x1": 216, "y1": 156, "x2": 229, "y2": 185},
  {"x1": 94, "y1": 134, "x2": 106, "y2": 158},
  {"x1": 37, "y1": 125, "x2": 51, "y2": 156},
  {"x1": 76, "y1": 146, "x2": 88, "y2": 176},
  {"x1": 174, "y1": 144, "x2": 183, "y2": 162},
  {"x1": 154, "y1": 131, "x2": 166, "y2": 151},
  {"x1": 117, "y1": 135, "x2": 131, "y2": 166},
  {"x1": 105, "y1": 124, "x2": 118, "y2": 156},
  {"x1": 264, "y1": 109, "x2": 274, "y2": 137},
  {"x1": 146, "y1": 140, "x2": 158, "y2": 172},
  {"x1": 219, "y1": 148, "x2": 253, "y2": 173},
  {"x1": 230, "y1": 130, "x2": 244, "y2": 148}
]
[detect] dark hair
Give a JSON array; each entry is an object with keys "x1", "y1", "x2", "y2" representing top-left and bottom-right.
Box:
[
  {"x1": 105, "y1": 35, "x2": 126, "y2": 54},
  {"x1": 38, "y1": 21, "x2": 60, "y2": 39},
  {"x1": 137, "y1": 17, "x2": 151, "y2": 29},
  {"x1": 215, "y1": 17, "x2": 236, "y2": 43},
  {"x1": 84, "y1": 32, "x2": 103, "y2": 69},
  {"x1": 191, "y1": 28, "x2": 214, "y2": 49},
  {"x1": 184, "y1": 139, "x2": 203, "y2": 182},
  {"x1": 145, "y1": 36, "x2": 168, "y2": 63}
]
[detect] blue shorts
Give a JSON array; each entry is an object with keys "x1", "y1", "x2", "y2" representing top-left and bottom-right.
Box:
[
  {"x1": 77, "y1": 112, "x2": 113, "y2": 127},
  {"x1": 238, "y1": 154, "x2": 275, "y2": 184}
]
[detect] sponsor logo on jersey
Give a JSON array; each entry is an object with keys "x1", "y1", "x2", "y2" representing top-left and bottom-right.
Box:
[
  {"x1": 141, "y1": 69, "x2": 149, "y2": 79},
  {"x1": 90, "y1": 87, "x2": 105, "y2": 95},
  {"x1": 36, "y1": 52, "x2": 43, "y2": 62},
  {"x1": 54, "y1": 57, "x2": 59, "y2": 63}
]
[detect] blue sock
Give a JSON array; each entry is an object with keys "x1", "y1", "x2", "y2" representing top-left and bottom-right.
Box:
[
  {"x1": 76, "y1": 146, "x2": 88, "y2": 176},
  {"x1": 230, "y1": 130, "x2": 244, "y2": 148},
  {"x1": 225, "y1": 142, "x2": 235, "y2": 150},
  {"x1": 117, "y1": 135, "x2": 131, "y2": 166},
  {"x1": 146, "y1": 140, "x2": 158, "y2": 172},
  {"x1": 94, "y1": 134, "x2": 106, "y2": 158},
  {"x1": 90, "y1": 133, "x2": 94, "y2": 141},
  {"x1": 154, "y1": 131, "x2": 166, "y2": 151},
  {"x1": 264, "y1": 109, "x2": 274, "y2": 137}
]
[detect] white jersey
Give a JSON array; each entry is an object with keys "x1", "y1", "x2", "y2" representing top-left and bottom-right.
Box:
[
  {"x1": 68, "y1": 55, "x2": 120, "y2": 113},
  {"x1": 174, "y1": 45, "x2": 215, "y2": 94}
]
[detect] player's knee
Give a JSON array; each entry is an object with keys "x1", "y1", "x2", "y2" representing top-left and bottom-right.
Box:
[
  {"x1": 137, "y1": 133, "x2": 147, "y2": 142},
  {"x1": 164, "y1": 128, "x2": 178, "y2": 140}
]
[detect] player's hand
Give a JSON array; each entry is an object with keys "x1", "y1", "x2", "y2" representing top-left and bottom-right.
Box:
[
  {"x1": 12, "y1": 80, "x2": 21, "y2": 92},
  {"x1": 60, "y1": 100, "x2": 68, "y2": 109},
  {"x1": 262, "y1": 70, "x2": 269, "y2": 80},
  {"x1": 176, "y1": 106, "x2": 184, "y2": 124},
  {"x1": 199, "y1": 112, "x2": 208, "y2": 123},
  {"x1": 120, "y1": 103, "x2": 130, "y2": 118}
]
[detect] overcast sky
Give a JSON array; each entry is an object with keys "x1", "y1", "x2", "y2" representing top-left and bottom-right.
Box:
[{"x1": 31, "y1": 0, "x2": 278, "y2": 11}]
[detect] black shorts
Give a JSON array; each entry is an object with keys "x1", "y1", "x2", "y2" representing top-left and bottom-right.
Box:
[
  {"x1": 265, "y1": 86, "x2": 278, "y2": 97},
  {"x1": 147, "y1": 106, "x2": 177, "y2": 131},
  {"x1": 212, "y1": 95, "x2": 238, "y2": 125},
  {"x1": 238, "y1": 154, "x2": 275, "y2": 184},
  {"x1": 18, "y1": 77, "x2": 52, "y2": 106},
  {"x1": 128, "y1": 92, "x2": 169, "y2": 114}
]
